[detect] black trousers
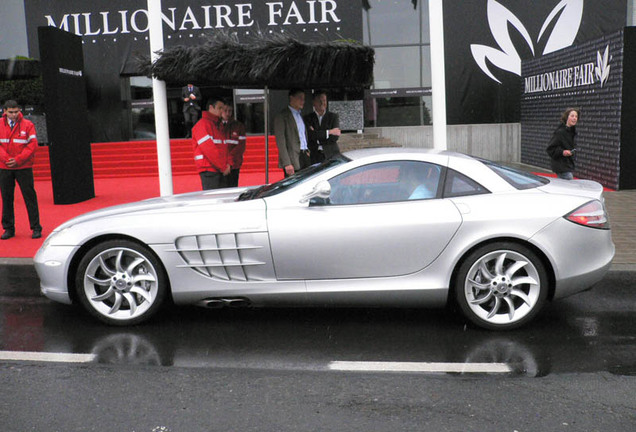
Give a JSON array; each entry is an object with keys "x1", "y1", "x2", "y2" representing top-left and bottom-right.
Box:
[
  {"x1": 283, "y1": 151, "x2": 312, "y2": 178},
  {"x1": 183, "y1": 107, "x2": 200, "y2": 136},
  {"x1": 199, "y1": 170, "x2": 226, "y2": 190},
  {"x1": 310, "y1": 149, "x2": 325, "y2": 164},
  {"x1": 0, "y1": 168, "x2": 42, "y2": 232},
  {"x1": 226, "y1": 168, "x2": 240, "y2": 188}
]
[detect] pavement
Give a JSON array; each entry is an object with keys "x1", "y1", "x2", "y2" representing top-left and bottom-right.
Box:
[{"x1": 601, "y1": 189, "x2": 636, "y2": 271}]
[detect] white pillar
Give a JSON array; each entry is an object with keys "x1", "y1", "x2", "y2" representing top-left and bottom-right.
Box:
[
  {"x1": 147, "y1": 0, "x2": 173, "y2": 196},
  {"x1": 428, "y1": 0, "x2": 447, "y2": 150}
]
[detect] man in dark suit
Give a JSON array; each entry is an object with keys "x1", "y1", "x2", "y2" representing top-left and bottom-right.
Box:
[
  {"x1": 181, "y1": 83, "x2": 202, "y2": 137},
  {"x1": 274, "y1": 89, "x2": 310, "y2": 177},
  {"x1": 304, "y1": 90, "x2": 341, "y2": 164}
]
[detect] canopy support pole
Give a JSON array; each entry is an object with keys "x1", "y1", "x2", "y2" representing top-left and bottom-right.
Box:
[
  {"x1": 429, "y1": 0, "x2": 448, "y2": 150},
  {"x1": 264, "y1": 86, "x2": 270, "y2": 184},
  {"x1": 147, "y1": 0, "x2": 173, "y2": 196}
]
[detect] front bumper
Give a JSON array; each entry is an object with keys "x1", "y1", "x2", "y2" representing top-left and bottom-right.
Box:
[{"x1": 33, "y1": 244, "x2": 80, "y2": 305}]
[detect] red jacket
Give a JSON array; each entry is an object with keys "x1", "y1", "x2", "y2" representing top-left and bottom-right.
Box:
[
  {"x1": 224, "y1": 120, "x2": 246, "y2": 169},
  {"x1": 0, "y1": 111, "x2": 38, "y2": 170},
  {"x1": 191, "y1": 111, "x2": 231, "y2": 173}
]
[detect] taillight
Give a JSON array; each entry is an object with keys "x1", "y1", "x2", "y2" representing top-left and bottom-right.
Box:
[{"x1": 564, "y1": 200, "x2": 610, "y2": 229}]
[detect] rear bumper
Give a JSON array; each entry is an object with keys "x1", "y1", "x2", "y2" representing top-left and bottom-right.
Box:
[{"x1": 531, "y1": 218, "x2": 615, "y2": 299}]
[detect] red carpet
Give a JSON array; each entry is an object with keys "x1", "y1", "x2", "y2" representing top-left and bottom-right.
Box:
[
  {"x1": 2, "y1": 136, "x2": 282, "y2": 259},
  {"x1": 1, "y1": 171, "x2": 283, "y2": 259}
]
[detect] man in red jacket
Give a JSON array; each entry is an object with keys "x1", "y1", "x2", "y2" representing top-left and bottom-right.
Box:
[
  {"x1": 0, "y1": 100, "x2": 42, "y2": 240},
  {"x1": 191, "y1": 97, "x2": 231, "y2": 190}
]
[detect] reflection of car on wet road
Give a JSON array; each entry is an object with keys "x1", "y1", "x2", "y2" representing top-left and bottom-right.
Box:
[{"x1": 34, "y1": 148, "x2": 614, "y2": 329}]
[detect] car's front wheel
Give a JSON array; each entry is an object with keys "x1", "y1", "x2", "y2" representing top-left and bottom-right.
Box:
[
  {"x1": 75, "y1": 240, "x2": 168, "y2": 325},
  {"x1": 455, "y1": 242, "x2": 548, "y2": 330}
]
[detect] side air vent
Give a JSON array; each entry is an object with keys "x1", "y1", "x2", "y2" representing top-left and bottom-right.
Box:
[{"x1": 172, "y1": 232, "x2": 275, "y2": 281}]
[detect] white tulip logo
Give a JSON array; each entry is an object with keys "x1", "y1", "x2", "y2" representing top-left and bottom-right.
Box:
[
  {"x1": 595, "y1": 45, "x2": 611, "y2": 87},
  {"x1": 471, "y1": 0, "x2": 584, "y2": 83}
]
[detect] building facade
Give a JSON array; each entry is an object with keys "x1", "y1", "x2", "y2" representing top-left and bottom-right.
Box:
[{"x1": 4, "y1": 1, "x2": 636, "y2": 151}]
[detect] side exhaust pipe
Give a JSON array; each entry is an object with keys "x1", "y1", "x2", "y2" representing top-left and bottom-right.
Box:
[{"x1": 197, "y1": 298, "x2": 251, "y2": 309}]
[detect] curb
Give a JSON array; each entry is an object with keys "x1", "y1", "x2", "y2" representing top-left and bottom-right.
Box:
[{"x1": 0, "y1": 258, "x2": 34, "y2": 266}]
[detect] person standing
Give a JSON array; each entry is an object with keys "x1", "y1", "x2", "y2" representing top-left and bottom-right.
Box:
[
  {"x1": 222, "y1": 103, "x2": 246, "y2": 188},
  {"x1": 274, "y1": 89, "x2": 310, "y2": 177},
  {"x1": 182, "y1": 83, "x2": 202, "y2": 138},
  {"x1": 304, "y1": 90, "x2": 341, "y2": 164},
  {"x1": 191, "y1": 98, "x2": 231, "y2": 190},
  {"x1": 546, "y1": 108, "x2": 579, "y2": 180},
  {"x1": 0, "y1": 100, "x2": 42, "y2": 240}
]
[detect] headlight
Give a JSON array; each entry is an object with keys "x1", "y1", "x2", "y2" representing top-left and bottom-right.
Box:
[{"x1": 41, "y1": 227, "x2": 74, "y2": 248}]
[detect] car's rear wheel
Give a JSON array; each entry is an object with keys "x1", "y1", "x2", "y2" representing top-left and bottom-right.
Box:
[
  {"x1": 75, "y1": 240, "x2": 168, "y2": 325},
  {"x1": 455, "y1": 242, "x2": 548, "y2": 330}
]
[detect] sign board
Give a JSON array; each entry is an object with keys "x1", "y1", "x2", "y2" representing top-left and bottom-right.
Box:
[{"x1": 520, "y1": 28, "x2": 636, "y2": 190}]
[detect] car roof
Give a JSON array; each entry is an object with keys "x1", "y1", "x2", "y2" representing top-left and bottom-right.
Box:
[
  {"x1": 341, "y1": 147, "x2": 517, "y2": 193},
  {"x1": 344, "y1": 146, "x2": 471, "y2": 161}
]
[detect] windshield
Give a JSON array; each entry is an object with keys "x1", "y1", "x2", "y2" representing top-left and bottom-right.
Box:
[
  {"x1": 237, "y1": 154, "x2": 350, "y2": 201},
  {"x1": 479, "y1": 159, "x2": 549, "y2": 190}
]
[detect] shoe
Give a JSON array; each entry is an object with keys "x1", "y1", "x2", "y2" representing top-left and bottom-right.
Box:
[
  {"x1": 1, "y1": 230, "x2": 15, "y2": 240},
  {"x1": 32, "y1": 229, "x2": 42, "y2": 239}
]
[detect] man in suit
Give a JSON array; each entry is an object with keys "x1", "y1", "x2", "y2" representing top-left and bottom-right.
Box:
[
  {"x1": 274, "y1": 89, "x2": 310, "y2": 177},
  {"x1": 182, "y1": 83, "x2": 202, "y2": 137},
  {"x1": 304, "y1": 90, "x2": 341, "y2": 164}
]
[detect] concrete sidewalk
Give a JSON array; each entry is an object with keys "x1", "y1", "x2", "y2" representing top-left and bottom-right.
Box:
[{"x1": 602, "y1": 190, "x2": 636, "y2": 270}]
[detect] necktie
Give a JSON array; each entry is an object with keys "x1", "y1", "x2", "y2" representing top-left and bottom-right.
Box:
[{"x1": 9, "y1": 120, "x2": 14, "y2": 129}]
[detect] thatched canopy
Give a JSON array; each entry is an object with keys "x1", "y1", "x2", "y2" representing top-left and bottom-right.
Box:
[
  {"x1": 140, "y1": 33, "x2": 374, "y2": 89},
  {"x1": 0, "y1": 59, "x2": 41, "y2": 81}
]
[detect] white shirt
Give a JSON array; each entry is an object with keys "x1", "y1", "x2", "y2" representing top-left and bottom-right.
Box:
[{"x1": 289, "y1": 106, "x2": 308, "y2": 151}]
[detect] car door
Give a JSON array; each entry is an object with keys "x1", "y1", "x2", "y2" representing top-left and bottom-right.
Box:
[{"x1": 266, "y1": 160, "x2": 463, "y2": 280}]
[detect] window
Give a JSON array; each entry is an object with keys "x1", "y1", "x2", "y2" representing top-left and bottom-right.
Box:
[
  {"x1": 328, "y1": 160, "x2": 442, "y2": 205},
  {"x1": 374, "y1": 46, "x2": 422, "y2": 89},
  {"x1": 373, "y1": 96, "x2": 432, "y2": 127},
  {"x1": 443, "y1": 169, "x2": 489, "y2": 198},
  {"x1": 363, "y1": 0, "x2": 421, "y2": 45},
  {"x1": 362, "y1": 1, "x2": 433, "y2": 127},
  {"x1": 122, "y1": 76, "x2": 156, "y2": 140},
  {"x1": 240, "y1": 155, "x2": 349, "y2": 201},
  {"x1": 480, "y1": 159, "x2": 550, "y2": 190}
]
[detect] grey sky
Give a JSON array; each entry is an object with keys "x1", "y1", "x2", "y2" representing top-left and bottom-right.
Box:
[{"x1": 0, "y1": 0, "x2": 29, "y2": 58}]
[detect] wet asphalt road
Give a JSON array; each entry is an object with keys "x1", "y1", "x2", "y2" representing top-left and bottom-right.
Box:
[{"x1": 0, "y1": 266, "x2": 635, "y2": 431}]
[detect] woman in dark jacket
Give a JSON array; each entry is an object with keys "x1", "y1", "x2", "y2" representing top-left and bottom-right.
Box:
[{"x1": 546, "y1": 108, "x2": 579, "y2": 180}]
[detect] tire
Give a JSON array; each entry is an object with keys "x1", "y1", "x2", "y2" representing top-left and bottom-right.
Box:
[
  {"x1": 75, "y1": 240, "x2": 168, "y2": 326},
  {"x1": 454, "y1": 242, "x2": 548, "y2": 330}
]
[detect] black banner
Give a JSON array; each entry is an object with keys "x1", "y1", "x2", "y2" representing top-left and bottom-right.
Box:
[
  {"x1": 25, "y1": 1, "x2": 361, "y2": 53},
  {"x1": 443, "y1": 0, "x2": 627, "y2": 124},
  {"x1": 38, "y1": 26, "x2": 95, "y2": 204},
  {"x1": 24, "y1": 1, "x2": 362, "y2": 142}
]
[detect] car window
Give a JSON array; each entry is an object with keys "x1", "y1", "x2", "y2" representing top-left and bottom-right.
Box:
[
  {"x1": 479, "y1": 159, "x2": 549, "y2": 190},
  {"x1": 328, "y1": 161, "x2": 442, "y2": 205},
  {"x1": 238, "y1": 154, "x2": 349, "y2": 200},
  {"x1": 443, "y1": 169, "x2": 489, "y2": 198}
]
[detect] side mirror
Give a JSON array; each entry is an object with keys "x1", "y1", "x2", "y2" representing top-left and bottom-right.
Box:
[{"x1": 300, "y1": 180, "x2": 331, "y2": 204}]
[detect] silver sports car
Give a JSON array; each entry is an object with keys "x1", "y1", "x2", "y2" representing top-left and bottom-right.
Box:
[{"x1": 35, "y1": 148, "x2": 614, "y2": 330}]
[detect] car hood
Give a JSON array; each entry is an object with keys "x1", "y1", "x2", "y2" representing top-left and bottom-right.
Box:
[
  {"x1": 52, "y1": 187, "x2": 249, "y2": 232},
  {"x1": 538, "y1": 178, "x2": 604, "y2": 200}
]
